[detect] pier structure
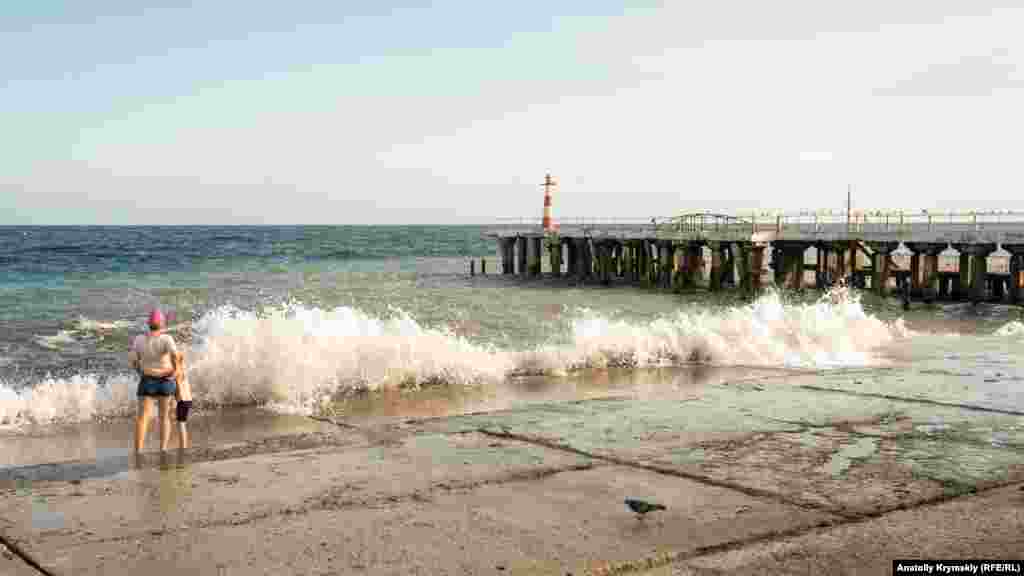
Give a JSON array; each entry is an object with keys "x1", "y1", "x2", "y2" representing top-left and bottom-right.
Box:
[{"x1": 486, "y1": 210, "x2": 1024, "y2": 304}]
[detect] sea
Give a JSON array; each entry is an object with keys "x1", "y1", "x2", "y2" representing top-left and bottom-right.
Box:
[{"x1": 2, "y1": 225, "x2": 1023, "y2": 467}]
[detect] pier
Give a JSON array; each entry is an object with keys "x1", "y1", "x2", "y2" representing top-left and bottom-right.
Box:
[{"x1": 484, "y1": 211, "x2": 1024, "y2": 304}]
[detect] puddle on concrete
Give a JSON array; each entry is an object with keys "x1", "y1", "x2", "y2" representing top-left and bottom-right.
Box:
[
  {"x1": 0, "y1": 409, "x2": 333, "y2": 469},
  {"x1": 821, "y1": 437, "x2": 879, "y2": 477},
  {"x1": 332, "y1": 365, "x2": 787, "y2": 426},
  {"x1": 30, "y1": 501, "x2": 65, "y2": 531}
]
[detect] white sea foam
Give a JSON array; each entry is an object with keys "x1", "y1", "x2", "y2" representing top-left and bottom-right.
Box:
[
  {"x1": 0, "y1": 291, "x2": 909, "y2": 427},
  {"x1": 995, "y1": 321, "x2": 1024, "y2": 338},
  {"x1": 33, "y1": 330, "x2": 79, "y2": 350},
  {"x1": 72, "y1": 316, "x2": 134, "y2": 332},
  {"x1": 0, "y1": 374, "x2": 137, "y2": 427},
  {"x1": 32, "y1": 316, "x2": 135, "y2": 351},
  {"x1": 519, "y1": 289, "x2": 908, "y2": 374}
]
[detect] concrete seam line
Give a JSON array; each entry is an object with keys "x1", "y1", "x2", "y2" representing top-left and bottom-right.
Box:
[
  {"x1": 0, "y1": 535, "x2": 57, "y2": 576},
  {"x1": 594, "y1": 480, "x2": 1024, "y2": 576},
  {"x1": 475, "y1": 428, "x2": 843, "y2": 517},
  {"x1": 306, "y1": 415, "x2": 361, "y2": 429},
  {"x1": 71, "y1": 462, "x2": 607, "y2": 545},
  {"x1": 797, "y1": 384, "x2": 1024, "y2": 416}
]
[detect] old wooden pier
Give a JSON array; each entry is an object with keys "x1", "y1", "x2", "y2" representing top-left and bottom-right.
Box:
[{"x1": 484, "y1": 211, "x2": 1024, "y2": 304}]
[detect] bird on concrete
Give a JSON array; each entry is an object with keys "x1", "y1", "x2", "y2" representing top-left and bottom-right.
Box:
[{"x1": 625, "y1": 498, "x2": 666, "y2": 518}]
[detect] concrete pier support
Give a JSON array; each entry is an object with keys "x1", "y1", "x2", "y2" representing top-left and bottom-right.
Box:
[
  {"x1": 971, "y1": 252, "x2": 988, "y2": 303},
  {"x1": 957, "y1": 252, "x2": 971, "y2": 300},
  {"x1": 954, "y1": 244, "x2": 996, "y2": 303},
  {"x1": 970, "y1": 245, "x2": 996, "y2": 303},
  {"x1": 738, "y1": 244, "x2": 752, "y2": 295},
  {"x1": 528, "y1": 237, "x2": 542, "y2": 276},
  {"x1": 636, "y1": 241, "x2": 648, "y2": 287},
  {"x1": 750, "y1": 244, "x2": 766, "y2": 294},
  {"x1": 720, "y1": 243, "x2": 735, "y2": 287},
  {"x1": 905, "y1": 243, "x2": 945, "y2": 301},
  {"x1": 709, "y1": 243, "x2": 723, "y2": 291},
  {"x1": 922, "y1": 253, "x2": 939, "y2": 300},
  {"x1": 628, "y1": 241, "x2": 638, "y2": 283},
  {"x1": 598, "y1": 242, "x2": 613, "y2": 286},
  {"x1": 618, "y1": 239, "x2": 626, "y2": 280},
  {"x1": 993, "y1": 274, "x2": 1006, "y2": 302},
  {"x1": 825, "y1": 243, "x2": 846, "y2": 283},
  {"x1": 772, "y1": 247, "x2": 785, "y2": 287},
  {"x1": 566, "y1": 240, "x2": 578, "y2": 279},
  {"x1": 909, "y1": 253, "x2": 921, "y2": 296},
  {"x1": 581, "y1": 239, "x2": 594, "y2": 281},
  {"x1": 815, "y1": 244, "x2": 827, "y2": 288},
  {"x1": 634, "y1": 241, "x2": 644, "y2": 286},
  {"x1": 516, "y1": 237, "x2": 528, "y2": 277},
  {"x1": 685, "y1": 243, "x2": 703, "y2": 288},
  {"x1": 658, "y1": 242, "x2": 672, "y2": 288},
  {"x1": 571, "y1": 239, "x2": 584, "y2": 280},
  {"x1": 775, "y1": 243, "x2": 808, "y2": 290},
  {"x1": 671, "y1": 244, "x2": 685, "y2": 292},
  {"x1": 790, "y1": 247, "x2": 807, "y2": 290},
  {"x1": 1014, "y1": 254, "x2": 1023, "y2": 305},
  {"x1": 849, "y1": 241, "x2": 860, "y2": 287},
  {"x1": 868, "y1": 242, "x2": 897, "y2": 296},
  {"x1": 833, "y1": 244, "x2": 847, "y2": 280},
  {"x1": 500, "y1": 238, "x2": 514, "y2": 274},
  {"x1": 607, "y1": 243, "x2": 617, "y2": 278},
  {"x1": 1004, "y1": 246, "x2": 1024, "y2": 304},
  {"x1": 549, "y1": 237, "x2": 562, "y2": 276}
]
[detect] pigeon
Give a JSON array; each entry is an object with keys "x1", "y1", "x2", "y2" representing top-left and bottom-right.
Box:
[{"x1": 625, "y1": 498, "x2": 666, "y2": 518}]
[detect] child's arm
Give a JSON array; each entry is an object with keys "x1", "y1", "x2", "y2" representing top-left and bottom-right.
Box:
[{"x1": 175, "y1": 352, "x2": 193, "y2": 402}]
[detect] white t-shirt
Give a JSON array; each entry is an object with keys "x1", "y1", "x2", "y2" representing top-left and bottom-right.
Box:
[{"x1": 132, "y1": 333, "x2": 178, "y2": 375}]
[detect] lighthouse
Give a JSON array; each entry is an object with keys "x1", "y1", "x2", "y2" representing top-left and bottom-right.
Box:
[{"x1": 541, "y1": 173, "x2": 556, "y2": 232}]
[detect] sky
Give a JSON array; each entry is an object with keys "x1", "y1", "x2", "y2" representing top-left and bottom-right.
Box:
[{"x1": 2, "y1": 1, "x2": 1023, "y2": 224}]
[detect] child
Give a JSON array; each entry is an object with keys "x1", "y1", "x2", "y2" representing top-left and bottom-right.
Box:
[{"x1": 174, "y1": 351, "x2": 192, "y2": 449}]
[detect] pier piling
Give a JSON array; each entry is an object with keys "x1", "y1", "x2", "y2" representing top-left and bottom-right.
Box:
[{"x1": 488, "y1": 209, "x2": 1024, "y2": 301}]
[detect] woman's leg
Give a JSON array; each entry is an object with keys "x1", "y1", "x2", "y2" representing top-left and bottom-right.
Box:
[
  {"x1": 158, "y1": 396, "x2": 174, "y2": 452},
  {"x1": 135, "y1": 397, "x2": 154, "y2": 452}
]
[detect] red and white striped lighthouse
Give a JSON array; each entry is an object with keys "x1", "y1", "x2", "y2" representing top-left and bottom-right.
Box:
[{"x1": 541, "y1": 173, "x2": 556, "y2": 231}]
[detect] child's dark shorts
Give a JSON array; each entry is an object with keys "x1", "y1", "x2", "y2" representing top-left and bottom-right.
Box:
[{"x1": 176, "y1": 400, "x2": 193, "y2": 422}]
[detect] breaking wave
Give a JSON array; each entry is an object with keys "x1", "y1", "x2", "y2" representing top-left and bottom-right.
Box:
[
  {"x1": 995, "y1": 321, "x2": 1024, "y2": 338},
  {"x1": 0, "y1": 290, "x2": 909, "y2": 427}
]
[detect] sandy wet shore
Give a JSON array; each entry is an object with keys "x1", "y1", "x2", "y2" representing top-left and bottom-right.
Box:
[{"x1": 1, "y1": 367, "x2": 1022, "y2": 575}]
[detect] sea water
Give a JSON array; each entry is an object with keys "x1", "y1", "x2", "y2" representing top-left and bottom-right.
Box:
[{"x1": 1, "y1": 226, "x2": 1021, "y2": 465}]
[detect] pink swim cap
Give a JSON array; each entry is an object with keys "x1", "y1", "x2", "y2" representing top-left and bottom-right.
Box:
[{"x1": 148, "y1": 308, "x2": 165, "y2": 327}]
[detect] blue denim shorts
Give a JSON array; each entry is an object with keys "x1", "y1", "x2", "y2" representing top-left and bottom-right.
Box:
[{"x1": 137, "y1": 375, "x2": 176, "y2": 397}]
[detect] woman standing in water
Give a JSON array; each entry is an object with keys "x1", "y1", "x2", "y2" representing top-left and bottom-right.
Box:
[{"x1": 130, "y1": 309, "x2": 179, "y2": 453}]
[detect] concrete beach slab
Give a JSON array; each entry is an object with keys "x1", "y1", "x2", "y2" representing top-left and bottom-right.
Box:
[
  {"x1": 430, "y1": 384, "x2": 1024, "y2": 516},
  {"x1": 638, "y1": 484, "x2": 1024, "y2": 576},
  {"x1": 433, "y1": 393, "x2": 807, "y2": 459},
  {"x1": 0, "y1": 431, "x2": 592, "y2": 569},
  {"x1": 793, "y1": 366, "x2": 1024, "y2": 416},
  {"x1": 2, "y1": 376, "x2": 1022, "y2": 575},
  {"x1": 40, "y1": 466, "x2": 833, "y2": 576}
]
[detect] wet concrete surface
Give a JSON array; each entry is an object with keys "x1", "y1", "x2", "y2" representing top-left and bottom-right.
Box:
[
  {"x1": 1, "y1": 368, "x2": 1022, "y2": 575},
  {"x1": 36, "y1": 466, "x2": 834, "y2": 576},
  {"x1": 639, "y1": 484, "x2": 1024, "y2": 576}
]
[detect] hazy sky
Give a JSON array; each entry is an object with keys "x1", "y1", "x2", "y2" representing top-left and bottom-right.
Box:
[{"x1": 3, "y1": 1, "x2": 1023, "y2": 224}]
